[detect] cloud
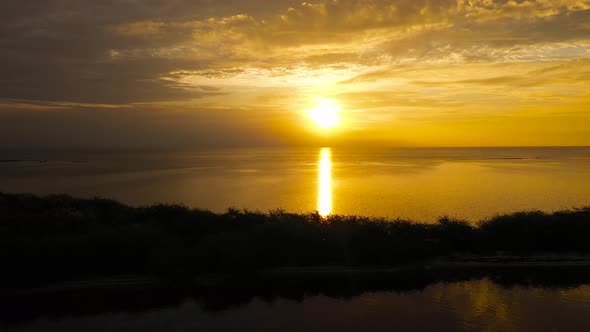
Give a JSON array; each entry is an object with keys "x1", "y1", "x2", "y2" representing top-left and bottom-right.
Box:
[
  {"x1": 2, "y1": 1, "x2": 589, "y2": 103},
  {"x1": 0, "y1": 101, "x2": 286, "y2": 148},
  {"x1": 0, "y1": 0, "x2": 589, "y2": 147}
]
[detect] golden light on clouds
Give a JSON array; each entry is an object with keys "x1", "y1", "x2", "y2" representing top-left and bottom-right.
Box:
[{"x1": 1, "y1": 1, "x2": 590, "y2": 148}]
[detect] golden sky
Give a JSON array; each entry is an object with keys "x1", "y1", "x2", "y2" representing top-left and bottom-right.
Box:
[{"x1": 1, "y1": 0, "x2": 590, "y2": 148}]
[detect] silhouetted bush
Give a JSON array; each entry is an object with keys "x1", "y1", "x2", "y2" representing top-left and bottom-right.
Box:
[{"x1": 1, "y1": 192, "x2": 589, "y2": 285}]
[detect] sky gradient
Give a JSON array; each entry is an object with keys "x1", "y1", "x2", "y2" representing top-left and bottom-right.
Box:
[{"x1": 1, "y1": 0, "x2": 590, "y2": 148}]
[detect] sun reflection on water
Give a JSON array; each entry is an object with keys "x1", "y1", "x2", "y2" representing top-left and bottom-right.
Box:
[{"x1": 318, "y1": 147, "x2": 332, "y2": 217}]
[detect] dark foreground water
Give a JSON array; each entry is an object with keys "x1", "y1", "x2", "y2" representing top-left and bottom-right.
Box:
[
  {"x1": 4, "y1": 267, "x2": 590, "y2": 332},
  {"x1": 1, "y1": 147, "x2": 590, "y2": 221}
]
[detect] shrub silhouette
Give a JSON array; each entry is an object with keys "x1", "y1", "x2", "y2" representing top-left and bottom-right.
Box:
[{"x1": 1, "y1": 192, "x2": 589, "y2": 285}]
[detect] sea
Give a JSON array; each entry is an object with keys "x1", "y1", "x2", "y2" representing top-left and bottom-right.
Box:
[
  {"x1": 3, "y1": 146, "x2": 590, "y2": 331},
  {"x1": 1, "y1": 146, "x2": 590, "y2": 222}
]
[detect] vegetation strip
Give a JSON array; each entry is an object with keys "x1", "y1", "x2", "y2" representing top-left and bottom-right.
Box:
[{"x1": 1, "y1": 192, "x2": 589, "y2": 286}]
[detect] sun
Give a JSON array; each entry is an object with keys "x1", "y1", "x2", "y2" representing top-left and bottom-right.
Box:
[{"x1": 308, "y1": 97, "x2": 340, "y2": 129}]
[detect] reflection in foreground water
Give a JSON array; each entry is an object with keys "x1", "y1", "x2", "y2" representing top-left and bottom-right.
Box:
[
  {"x1": 318, "y1": 147, "x2": 332, "y2": 217},
  {"x1": 4, "y1": 266, "x2": 590, "y2": 331}
]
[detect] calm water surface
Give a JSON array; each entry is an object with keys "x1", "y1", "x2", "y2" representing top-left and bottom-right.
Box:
[
  {"x1": 4, "y1": 274, "x2": 590, "y2": 332},
  {"x1": 1, "y1": 147, "x2": 590, "y2": 221}
]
